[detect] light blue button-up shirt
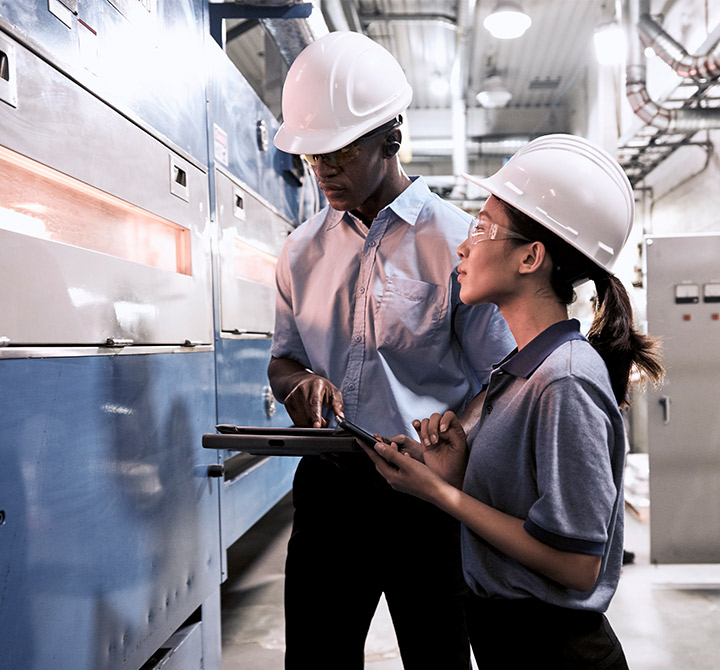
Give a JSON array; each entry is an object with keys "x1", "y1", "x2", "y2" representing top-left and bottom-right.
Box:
[{"x1": 271, "y1": 176, "x2": 515, "y2": 438}]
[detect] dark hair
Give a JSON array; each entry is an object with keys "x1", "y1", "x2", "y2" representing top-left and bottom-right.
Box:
[{"x1": 501, "y1": 200, "x2": 664, "y2": 407}]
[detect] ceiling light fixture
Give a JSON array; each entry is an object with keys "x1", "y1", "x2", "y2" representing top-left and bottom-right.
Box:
[
  {"x1": 483, "y1": 1, "x2": 532, "y2": 40},
  {"x1": 593, "y1": 20, "x2": 626, "y2": 65},
  {"x1": 476, "y1": 75, "x2": 513, "y2": 108}
]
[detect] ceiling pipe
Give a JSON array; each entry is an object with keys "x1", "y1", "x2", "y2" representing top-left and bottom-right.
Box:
[
  {"x1": 411, "y1": 136, "x2": 530, "y2": 157},
  {"x1": 449, "y1": 0, "x2": 473, "y2": 200},
  {"x1": 638, "y1": 13, "x2": 720, "y2": 79},
  {"x1": 625, "y1": 0, "x2": 720, "y2": 131}
]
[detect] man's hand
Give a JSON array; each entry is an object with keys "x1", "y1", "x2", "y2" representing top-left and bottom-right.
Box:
[
  {"x1": 267, "y1": 357, "x2": 343, "y2": 428},
  {"x1": 284, "y1": 374, "x2": 344, "y2": 428}
]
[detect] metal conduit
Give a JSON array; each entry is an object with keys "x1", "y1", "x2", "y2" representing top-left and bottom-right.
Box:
[
  {"x1": 638, "y1": 14, "x2": 720, "y2": 80},
  {"x1": 625, "y1": 0, "x2": 720, "y2": 132},
  {"x1": 450, "y1": 0, "x2": 472, "y2": 188}
]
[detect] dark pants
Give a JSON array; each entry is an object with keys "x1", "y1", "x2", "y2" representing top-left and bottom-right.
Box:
[
  {"x1": 465, "y1": 593, "x2": 629, "y2": 669},
  {"x1": 284, "y1": 454, "x2": 471, "y2": 670}
]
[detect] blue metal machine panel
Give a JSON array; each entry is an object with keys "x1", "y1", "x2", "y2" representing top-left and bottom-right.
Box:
[
  {"x1": 205, "y1": 39, "x2": 300, "y2": 223},
  {"x1": 0, "y1": 352, "x2": 221, "y2": 670},
  {"x1": 0, "y1": 4, "x2": 305, "y2": 666},
  {"x1": 205, "y1": 39, "x2": 301, "y2": 556},
  {"x1": 0, "y1": 0, "x2": 209, "y2": 164}
]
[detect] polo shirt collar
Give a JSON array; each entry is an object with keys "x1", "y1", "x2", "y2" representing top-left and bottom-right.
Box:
[
  {"x1": 498, "y1": 319, "x2": 586, "y2": 379},
  {"x1": 324, "y1": 175, "x2": 429, "y2": 231}
]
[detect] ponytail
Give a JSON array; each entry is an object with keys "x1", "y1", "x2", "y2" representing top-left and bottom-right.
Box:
[{"x1": 588, "y1": 272, "x2": 664, "y2": 407}]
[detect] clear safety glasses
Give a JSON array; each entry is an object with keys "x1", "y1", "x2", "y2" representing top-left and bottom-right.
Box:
[
  {"x1": 302, "y1": 120, "x2": 400, "y2": 169},
  {"x1": 467, "y1": 215, "x2": 531, "y2": 246}
]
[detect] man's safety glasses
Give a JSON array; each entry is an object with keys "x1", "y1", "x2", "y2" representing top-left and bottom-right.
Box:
[
  {"x1": 467, "y1": 216, "x2": 531, "y2": 246},
  {"x1": 303, "y1": 143, "x2": 363, "y2": 169},
  {"x1": 303, "y1": 121, "x2": 399, "y2": 169}
]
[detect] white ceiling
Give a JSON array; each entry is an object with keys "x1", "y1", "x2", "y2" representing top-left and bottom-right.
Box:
[{"x1": 221, "y1": 0, "x2": 720, "y2": 192}]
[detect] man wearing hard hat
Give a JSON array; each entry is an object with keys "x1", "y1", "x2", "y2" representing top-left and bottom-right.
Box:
[{"x1": 268, "y1": 31, "x2": 514, "y2": 669}]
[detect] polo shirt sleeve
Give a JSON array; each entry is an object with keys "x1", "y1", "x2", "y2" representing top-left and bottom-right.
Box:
[
  {"x1": 270, "y1": 240, "x2": 312, "y2": 369},
  {"x1": 524, "y1": 376, "x2": 619, "y2": 556},
  {"x1": 451, "y1": 270, "x2": 516, "y2": 386}
]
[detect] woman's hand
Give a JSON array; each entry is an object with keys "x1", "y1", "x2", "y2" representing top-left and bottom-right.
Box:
[
  {"x1": 382, "y1": 433, "x2": 424, "y2": 462},
  {"x1": 361, "y1": 441, "x2": 448, "y2": 505},
  {"x1": 412, "y1": 411, "x2": 469, "y2": 487}
]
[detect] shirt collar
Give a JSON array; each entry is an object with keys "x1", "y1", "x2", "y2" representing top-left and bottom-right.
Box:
[
  {"x1": 324, "y1": 175, "x2": 429, "y2": 231},
  {"x1": 498, "y1": 319, "x2": 587, "y2": 379}
]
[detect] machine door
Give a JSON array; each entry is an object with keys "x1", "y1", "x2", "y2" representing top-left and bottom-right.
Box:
[
  {"x1": 216, "y1": 169, "x2": 292, "y2": 337},
  {"x1": 0, "y1": 30, "x2": 212, "y2": 351},
  {"x1": 645, "y1": 233, "x2": 720, "y2": 563}
]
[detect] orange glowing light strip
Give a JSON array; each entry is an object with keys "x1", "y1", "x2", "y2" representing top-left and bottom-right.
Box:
[
  {"x1": 233, "y1": 237, "x2": 277, "y2": 287},
  {"x1": 0, "y1": 145, "x2": 192, "y2": 275}
]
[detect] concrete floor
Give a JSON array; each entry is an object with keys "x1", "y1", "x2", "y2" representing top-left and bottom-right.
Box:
[{"x1": 220, "y1": 492, "x2": 720, "y2": 670}]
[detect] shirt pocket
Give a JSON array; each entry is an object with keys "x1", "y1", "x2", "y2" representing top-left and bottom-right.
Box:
[{"x1": 376, "y1": 276, "x2": 448, "y2": 350}]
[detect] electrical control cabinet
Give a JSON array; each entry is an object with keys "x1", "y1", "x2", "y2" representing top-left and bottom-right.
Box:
[{"x1": 645, "y1": 233, "x2": 720, "y2": 563}]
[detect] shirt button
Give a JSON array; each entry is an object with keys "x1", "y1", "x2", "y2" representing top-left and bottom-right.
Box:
[
  {"x1": 369, "y1": 241, "x2": 376, "y2": 247},
  {"x1": 355, "y1": 335, "x2": 362, "y2": 342},
  {"x1": 359, "y1": 287, "x2": 365, "y2": 294},
  {"x1": 485, "y1": 404, "x2": 493, "y2": 414}
]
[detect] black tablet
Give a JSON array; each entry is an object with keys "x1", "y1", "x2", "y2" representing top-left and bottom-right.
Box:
[
  {"x1": 202, "y1": 424, "x2": 361, "y2": 456},
  {"x1": 335, "y1": 416, "x2": 390, "y2": 446}
]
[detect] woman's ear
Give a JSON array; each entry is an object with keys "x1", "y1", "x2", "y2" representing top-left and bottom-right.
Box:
[{"x1": 517, "y1": 241, "x2": 548, "y2": 276}]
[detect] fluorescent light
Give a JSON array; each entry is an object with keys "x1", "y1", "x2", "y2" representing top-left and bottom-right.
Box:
[
  {"x1": 593, "y1": 21, "x2": 626, "y2": 65},
  {"x1": 483, "y1": 1, "x2": 532, "y2": 40}
]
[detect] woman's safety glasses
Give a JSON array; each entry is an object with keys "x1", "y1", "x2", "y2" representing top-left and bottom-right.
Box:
[{"x1": 467, "y1": 215, "x2": 531, "y2": 246}]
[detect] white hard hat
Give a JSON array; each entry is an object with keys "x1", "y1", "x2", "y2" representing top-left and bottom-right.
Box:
[
  {"x1": 273, "y1": 31, "x2": 413, "y2": 155},
  {"x1": 463, "y1": 134, "x2": 634, "y2": 274}
]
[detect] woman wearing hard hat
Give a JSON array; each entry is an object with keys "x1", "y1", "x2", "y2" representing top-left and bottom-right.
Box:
[{"x1": 364, "y1": 134, "x2": 663, "y2": 668}]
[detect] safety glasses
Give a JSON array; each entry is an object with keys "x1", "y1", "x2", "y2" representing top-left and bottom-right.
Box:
[
  {"x1": 467, "y1": 215, "x2": 531, "y2": 246},
  {"x1": 303, "y1": 120, "x2": 400, "y2": 169},
  {"x1": 303, "y1": 142, "x2": 363, "y2": 169}
]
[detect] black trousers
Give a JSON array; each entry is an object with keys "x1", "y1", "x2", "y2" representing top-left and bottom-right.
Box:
[
  {"x1": 284, "y1": 454, "x2": 471, "y2": 670},
  {"x1": 465, "y1": 593, "x2": 630, "y2": 669}
]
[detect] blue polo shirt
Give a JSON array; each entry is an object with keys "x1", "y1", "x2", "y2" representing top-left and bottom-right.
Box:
[
  {"x1": 461, "y1": 319, "x2": 626, "y2": 611},
  {"x1": 271, "y1": 176, "x2": 514, "y2": 438}
]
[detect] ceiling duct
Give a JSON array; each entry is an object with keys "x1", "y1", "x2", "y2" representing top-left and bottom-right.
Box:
[
  {"x1": 411, "y1": 136, "x2": 530, "y2": 157},
  {"x1": 258, "y1": 0, "x2": 329, "y2": 64},
  {"x1": 638, "y1": 13, "x2": 720, "y2": 80},
  {"x1": 625, "y1": 0, "x2": 720, "y2": 132}
]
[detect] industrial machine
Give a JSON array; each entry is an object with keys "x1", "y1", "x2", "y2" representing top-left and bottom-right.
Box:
[
  {"x1": 645, "y1": 233, "x2": 720, "y2": 564},
  {"x1": 0, "y1": 1, "x2": 306, "y2": 667}
]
